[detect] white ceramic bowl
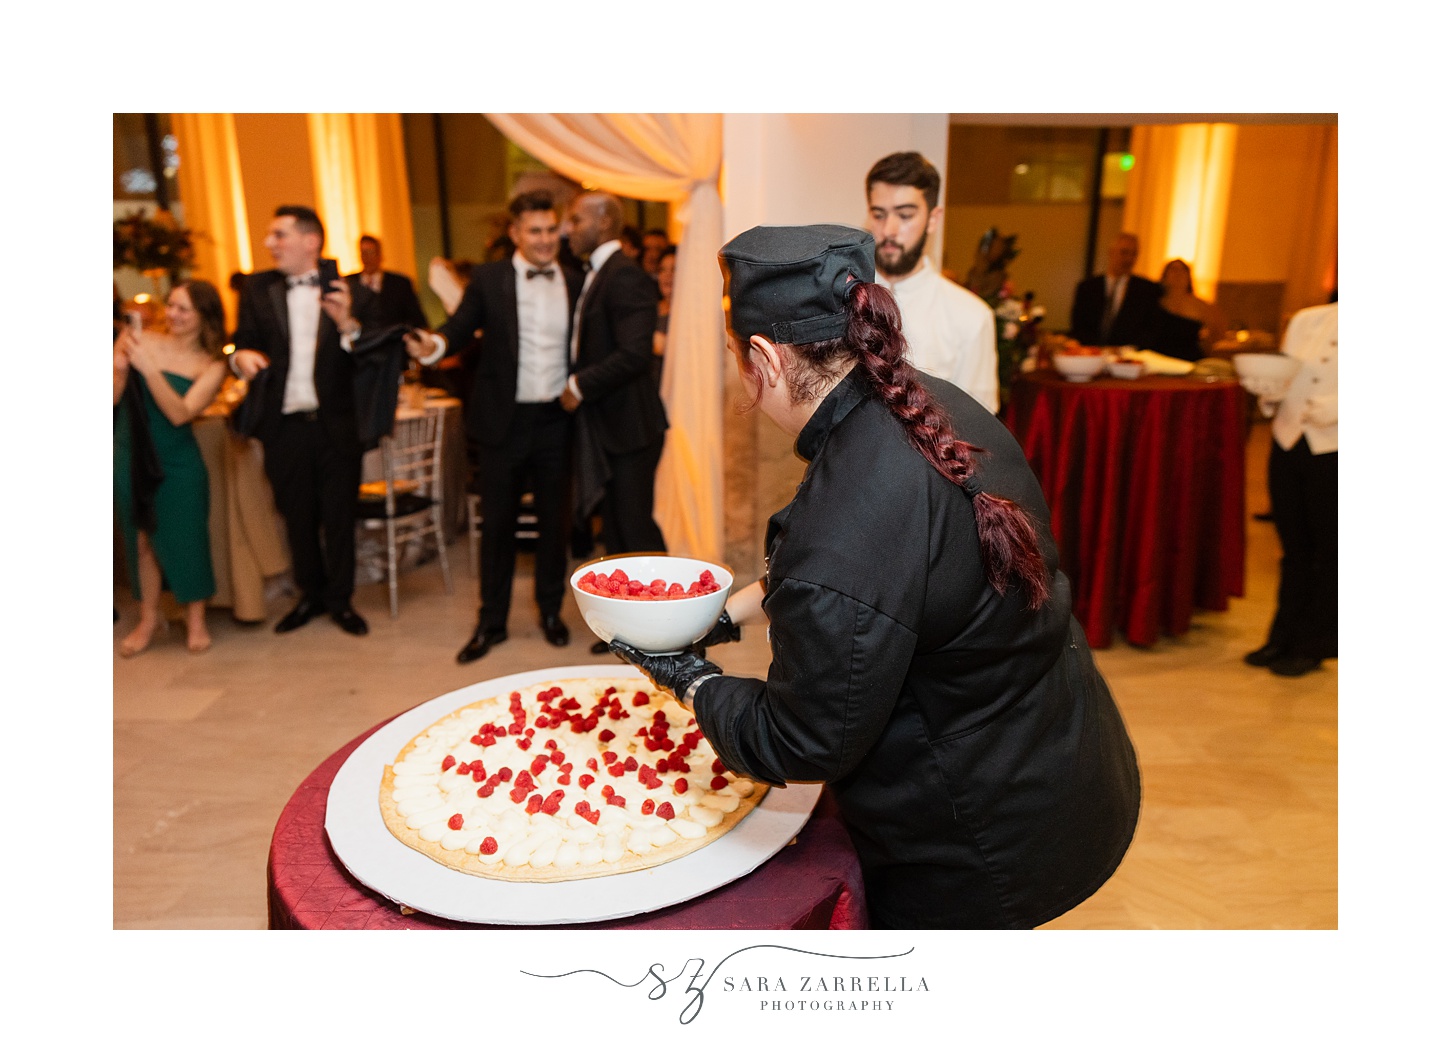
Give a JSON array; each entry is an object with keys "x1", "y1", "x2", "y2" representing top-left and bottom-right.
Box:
[
  {"x1": 1107, "y1": 360, "x2": 1145, "y2": 380},
  {"x1": 571, "y1": 554, "x2": 733, "y2": 655},
  {"x1": 1053, "y1": 352, "x2": 1106, "y2": 382},
  {"x1": 1232, "y1": 352, "x2": 1301, "y2": 383}
]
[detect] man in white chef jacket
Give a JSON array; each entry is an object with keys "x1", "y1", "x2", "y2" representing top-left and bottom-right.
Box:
[
  {"x1": 1239, "y1": 299, "x2": 1338, "y2": 677},
  {"x1": 865, "y1": 151, "x2": 999, "y2": 413}
]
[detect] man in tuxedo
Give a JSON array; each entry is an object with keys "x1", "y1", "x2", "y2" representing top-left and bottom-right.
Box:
[
  {"x1": 346, "y1": 235, "x2": 427, "y2": 330},
  {"x1": 562, "y1": 192, "x2": 668, "y2": 547},
  {"x1": 562, "y1": 192, "x2": 668, "y2": 652},
  {"x1": 1069, "y1": 232, "x2": 1163, "y2": 347},
  {"x1": 405, "y1": 191, "x2": 583, "y2": 664},
  {"x1": 230, "y1": 205, "x2": 372, "y2": 636}
]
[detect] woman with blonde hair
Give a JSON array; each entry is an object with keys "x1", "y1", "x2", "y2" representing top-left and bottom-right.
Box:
[{"x1": 113, "y1": 279, "x2": 228, "y2": 655}]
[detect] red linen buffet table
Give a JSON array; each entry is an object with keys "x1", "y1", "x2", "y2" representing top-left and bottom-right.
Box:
[
  {"x1": 267, "y1": 719, "x2": 867, "y2": 930},
  {"x1": 1003, "y1": 369, "x2": 1246, "y2": 649}
]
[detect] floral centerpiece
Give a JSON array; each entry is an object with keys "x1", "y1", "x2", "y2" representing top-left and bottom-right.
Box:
[{"x1": 113, "y1": 208, "x2": 198, "y2": 289}]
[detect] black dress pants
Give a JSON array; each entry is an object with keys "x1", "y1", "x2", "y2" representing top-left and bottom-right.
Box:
[
  {"x1": 599, "y1": 433, "x2": 667, "y2": 556},
  {"x1": 474, "y1": 402, "x2": 570, "y2": 631},
  {"x1": 263, "y1": 414, "x2": 362, "y2": 613},
  {"x1": 1266, "y1": 437, "x2": 1338, "y2": 660}
]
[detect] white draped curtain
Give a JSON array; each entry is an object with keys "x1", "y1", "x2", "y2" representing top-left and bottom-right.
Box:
[{"x1": 485, "y1": 114, "x2": 725, "y2": 563}]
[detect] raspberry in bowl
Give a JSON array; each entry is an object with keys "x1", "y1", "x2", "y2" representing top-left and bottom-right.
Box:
[{"x1": 570, "y1": 554, "x2": 733, "y2": 655}]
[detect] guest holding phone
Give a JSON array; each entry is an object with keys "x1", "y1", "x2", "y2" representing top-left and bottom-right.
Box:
[
  {"x1": 113, "y1": 280, "x2": 229, "y2": 655},
  {"x1": 229, "y1": 205, "x2": 374, "y2": 636}
]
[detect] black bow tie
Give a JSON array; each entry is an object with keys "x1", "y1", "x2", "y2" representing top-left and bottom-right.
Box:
[
  {"x1": 526, "y1": 267, "x2": 555, "y2": 280},
  {"x1": 287, "y1": 272, "x2": 319, "y2": 289}
]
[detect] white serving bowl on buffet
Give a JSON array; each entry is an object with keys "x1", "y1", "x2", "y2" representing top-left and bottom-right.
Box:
[
  {"x1": 1107, "y1": 360, "x2": 1145, "y2": 379},
  {"x1": 570, "y1": 554, "x2": 733, "y2": 655},
  {"x1": 1053, "y1": 352, "x2": 1107, "y2": 382}
]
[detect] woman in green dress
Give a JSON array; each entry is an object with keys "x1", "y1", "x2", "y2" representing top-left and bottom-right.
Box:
[{"x1": 113, "y1": 280, "x2": 228, "y2": 656}]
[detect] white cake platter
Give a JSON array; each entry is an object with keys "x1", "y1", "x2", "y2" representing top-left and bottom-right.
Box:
[{"x1": 325, "y1": 664, "x2": 821, "y2": 925}]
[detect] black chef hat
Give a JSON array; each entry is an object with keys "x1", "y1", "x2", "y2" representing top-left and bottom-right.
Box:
[{"x1": 719, "y1": 224, "x2": 875, "y2": 344}]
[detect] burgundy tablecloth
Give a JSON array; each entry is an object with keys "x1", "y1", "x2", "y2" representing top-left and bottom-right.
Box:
[
  {"x1": 1003, "y1": 370, "x2": 1246, "y2": 648},
  {"x1": 267, "y1": 721, "x2": 867, "y2": 930}
]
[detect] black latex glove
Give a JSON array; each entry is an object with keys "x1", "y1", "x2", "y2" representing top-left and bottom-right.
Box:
[
  {"x1": 692, "y1": 609, "x2": 741, "y2": 652},
  {"x1": 609, "y1": 639, "x2": 722, "y2": 704}
]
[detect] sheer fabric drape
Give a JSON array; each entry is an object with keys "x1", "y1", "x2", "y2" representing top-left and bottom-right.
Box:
[{"x1": 486, "y1": 114, "x2": 725, "y2": 562}]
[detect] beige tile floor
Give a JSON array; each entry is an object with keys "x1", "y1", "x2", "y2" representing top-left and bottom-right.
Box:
[{"x1": 112, "y1": 420, "x2": 1336, "y2": 930}]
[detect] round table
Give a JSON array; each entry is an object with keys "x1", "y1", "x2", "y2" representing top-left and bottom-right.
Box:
[
  {"x1": 267, "y1": 720, "x2": 868, "y2": 930},
  {"x1": 1003, "y1": 369, "x2": 1246, "y2": 648}
]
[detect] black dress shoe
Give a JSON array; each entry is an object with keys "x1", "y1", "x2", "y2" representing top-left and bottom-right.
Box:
[
  {"x1": 275, "y1": 599, "x2": 325, "y2": 634},
  {"x1": 1243, "y1": 644, "x2": 1284, "y2": 667},
  {"x1": 541, "y1": 614, "x2": 570, "y2": 647},
  {"x1": 1268, "y1": 655, "x2": 1322, "y2": 677},
  {"x1": 590, "y1": 640, "x2": 610, "y2": 655},
  {"x1": 330, "y1": 607, "x2": 369, "y2": 636},
  {"x1": 458, "y1": 626, "x2": 508, "y2": 664}
]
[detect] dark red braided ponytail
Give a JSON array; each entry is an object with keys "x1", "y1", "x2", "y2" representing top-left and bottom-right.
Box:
[{"x1": 843, "y1": 280, "x2": 1051, "y2": 610}]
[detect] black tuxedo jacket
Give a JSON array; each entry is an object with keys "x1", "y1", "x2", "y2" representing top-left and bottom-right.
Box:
[
  {"x1": 232, "y1": 268, "x2": 364, "y2": 452},
  {"x1": 1069, "y1": 273, "x2": 1163, "y2": 347},
  {"x1": 571, "y1": 249, "x2": 667, "y2": 454},
  {"x1": 345, "y1": 269, "x2": 427, "y2": 330},
  {"x1": 435, "y1": 258, "x2": 585, "y2": 446}
]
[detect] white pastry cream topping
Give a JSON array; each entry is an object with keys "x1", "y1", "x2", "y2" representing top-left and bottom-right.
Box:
[{"x1": 389, "y1": 679, "x2": 756, "y2": 868}]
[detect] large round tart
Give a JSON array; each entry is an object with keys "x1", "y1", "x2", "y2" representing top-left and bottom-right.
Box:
[{"x1": 379, "y1": 676, "x2": 766, "y2": 882}]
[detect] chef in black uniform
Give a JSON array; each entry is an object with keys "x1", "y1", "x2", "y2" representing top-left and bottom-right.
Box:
[{"x1": 612, "y1": 225, "x2": 1141, "y2": 929}]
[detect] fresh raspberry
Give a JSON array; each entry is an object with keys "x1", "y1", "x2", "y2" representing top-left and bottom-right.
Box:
[
  {"x1": 607, "y1": 794, "x2": 626, "y2": 808},
  {"x1": 710, "y1": 776, "x2": 728, "y2": 790},
  {"x1": 587, "y1": 758, "x2": 600, "y2": 771},
  {"x1": 516, "y1": 738, "x2": 532, "y2": 750},
  {"x1": 622, "y1": 756, "x2": 638, "y2": 771},
  {"x1": 526, "y1": 794, "x2": 544, "y2": 814},
  {"x1": 607, "y1": 763, "x2": 626, "y2": 777},
  {"x1": 497, "y1": 766, "x2": 513, "y2": 781},
  {"x1": 557, "y1": 774, "x2": 571, "y2": 786},
  {"x1": 603, "y1": 751, "x2": 618, "y2": 764},
  {"x1": 674, "y1": 777, "x2": 689, "y2": 794},
  {"x1": 656, "y1": 802, "x2": 675, "y2": 819},
  {"x1": 549, "y1": 749, "x2": 565, "y2": 765},
  {"x1": 469, "y1": 734, "x2": 484, "y2": 746},
  {"x1": 542, "y1": 790, "x2": 565, "y2": 815},
  {"x1": 510, "y1": 788, "x2": 527, "y2": 803},
  {"x1": 531, "y1": 754, "x2": 549, "y2": 777},
  {"x1": 579, "y1": 774, "x2": 595, "y2": 789},
  {"x1": 441, "y1": 755, "x2": 456, "y2": 772},
  {"x1": 641, "y1": 799, "x2": 656, "y2": 816},
  {"x1": 632, "y1": 692, "x2": 650, "y2": 707},
  {"x1": 600, "y1": 784, "x2": 614, "y2": 799},
  {"x1": 477, "y1": 783, "x2": 494, "y2": 798},
  {"x1": 480, "y1": 837, "x2": 498, "y2": 855},
  {"x1": 598, "y1": 729, "x2": 615, "y2": 743},
  {"x1": 712, "y1": 758, "x2": 725, "y2": 774},
  {"x1": 448, "y1": 814, "x2": 464, "y2": 830}
]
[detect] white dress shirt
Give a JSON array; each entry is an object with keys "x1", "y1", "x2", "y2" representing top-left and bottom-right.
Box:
[
  {"x1": 512, "y1": 253, "x2": 570, "y2": 402},
  {"x1": 877, "y1": 256, "x2": 999, "y2": 413},
  {"x1": 282, "y1": 278, "x2": 325, "y2": 413},
  {"x1": 1271, "y1": 303, "x2": 1338, "y2": 454}
]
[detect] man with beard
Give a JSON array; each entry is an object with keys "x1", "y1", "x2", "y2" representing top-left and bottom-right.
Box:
[{"x1": 866, "y1": 151, "x2": 999, "y2": 412}]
